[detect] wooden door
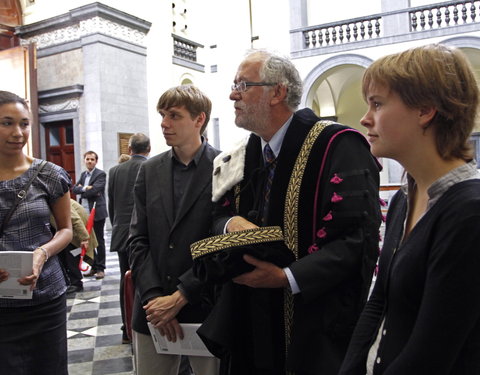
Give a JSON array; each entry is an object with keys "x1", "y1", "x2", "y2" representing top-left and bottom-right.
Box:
[{"x1": 45, "y1": 120, "x2": 76, "y2": 197}]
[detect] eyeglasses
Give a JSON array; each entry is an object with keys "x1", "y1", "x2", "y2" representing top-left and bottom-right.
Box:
[{"x1": 231, "y1": 81, "x2": 276, "y2": 93}]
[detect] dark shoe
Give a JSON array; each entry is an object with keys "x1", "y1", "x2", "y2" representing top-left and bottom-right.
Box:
[
  {"x1": 95, "y1": 271, "x2": 105, "y2": 279},
  {"x1": 122, "y1": 331, "x2": 131, "y2": 344},
  {"x1": 67, "y1": 285, "x2": 83, "y2": 294},
  {"x1": 84, "y1": 269, "x2": 96, "y2": 277}
]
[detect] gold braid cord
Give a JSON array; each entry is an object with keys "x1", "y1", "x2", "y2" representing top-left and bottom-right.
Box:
[
  {"x1": 234, "y1": 183, "x2": 241, "y2": 212},
  {"x1": 283, "y1": 120, "x2": 332, "y2": 372},
  {"x1": 190, "y1": 226, "x2": 284, "y2": 259}
]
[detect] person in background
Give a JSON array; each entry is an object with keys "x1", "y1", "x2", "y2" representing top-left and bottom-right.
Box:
[
  {"x1": 201, "y1": 50, "x2": 381, "y2": 375},
  {"x1": 73, "y1": 150, "x2": 108, "y2": 279},
  {"x1": 0, "y1": 90, "x2": 73, "y2": 374},
  {"x1": 128, "y1": 85, "x2": 220, "y2": 375},
  {"x1": 108, "y1": 132, "x2": 151, "y2": 344},
  {"x1": 55, "y1": 198, "x2": 98, "y2": 294},
  {"x1": 339, "y1": 44, "x2": 480, "y2": 375},
  {"x1": 118, "y1": 153, "x2": 131, "y2": 163}
]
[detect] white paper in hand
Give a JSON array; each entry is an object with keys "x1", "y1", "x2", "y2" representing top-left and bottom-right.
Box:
[
  {"x1": 0, "y1": 251, "x2": 33, "y2": 299},
  {"x1": 147, "y1": 322, "x2": 214, "y2": 357}
]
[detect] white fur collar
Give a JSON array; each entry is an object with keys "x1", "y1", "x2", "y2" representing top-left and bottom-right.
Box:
[{"x1": 212, "y1": 136, "x2": 249, "y2": 202}]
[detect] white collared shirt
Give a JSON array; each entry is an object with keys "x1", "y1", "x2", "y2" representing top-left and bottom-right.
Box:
[{"x1": 260, "y1": 115, "x2": 293, "y2": 161}]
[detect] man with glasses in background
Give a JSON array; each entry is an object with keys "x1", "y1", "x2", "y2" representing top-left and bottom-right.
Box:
[{"x1": 195, "y1": 50, "x2": 383, "y2": 375}]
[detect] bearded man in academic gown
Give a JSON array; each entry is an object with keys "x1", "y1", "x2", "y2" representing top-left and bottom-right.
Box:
[{"x1": 192, "y1": 50, "x2": 382, "y2": 375}]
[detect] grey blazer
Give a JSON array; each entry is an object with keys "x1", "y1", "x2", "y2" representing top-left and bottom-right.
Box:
[
  {"x1": 128, "y1": 142, "x2": 221, "y2": 334},
  {"x1": 108, "y1": 155, "x2": 147, "y2": 253}
]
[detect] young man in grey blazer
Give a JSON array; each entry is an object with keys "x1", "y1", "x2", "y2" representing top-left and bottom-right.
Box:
[{"x1": 128, "y1": 85, "x2": 220, "y2": 375}]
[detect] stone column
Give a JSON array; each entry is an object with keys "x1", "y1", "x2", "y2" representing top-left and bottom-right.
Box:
[
  {"x1": 381, "y1": 0, "x2": 411, "y2": 36},
  {"x1": 289, "y1": 0, "x2": 308, "y2": 52}
]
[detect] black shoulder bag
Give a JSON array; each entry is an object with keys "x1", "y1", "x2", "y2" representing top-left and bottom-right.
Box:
[{"x1": 0, "y1": 160, "x2": 48, "y2": 238}]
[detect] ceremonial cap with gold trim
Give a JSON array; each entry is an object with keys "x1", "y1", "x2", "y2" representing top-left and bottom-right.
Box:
[{"x1": 191, "y1": 226, "x2": 295, "y2": 283}]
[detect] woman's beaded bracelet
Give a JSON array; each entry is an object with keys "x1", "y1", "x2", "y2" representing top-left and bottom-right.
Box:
[{"x1": 37, "y1": 247, "x2": 49, "y2": 262}]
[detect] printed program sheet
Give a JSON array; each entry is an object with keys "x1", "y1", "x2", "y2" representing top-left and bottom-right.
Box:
[
  {"x1": 0, "y1": 251, "x2": 33, "y2": 299},
  {"x1": 148, "y1": 322, "x2": 214, "y2": 357}
]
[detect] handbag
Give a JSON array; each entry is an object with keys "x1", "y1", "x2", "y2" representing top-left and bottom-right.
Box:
[{"x1": 0, "y1": 160, "x2": 48, "y2": 238}]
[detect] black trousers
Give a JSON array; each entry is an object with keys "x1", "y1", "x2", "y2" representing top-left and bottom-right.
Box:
[
  {"x1": 92, "y1": 218, "x2": 106, "y2": 271},
  {"x1": 58, "y1": 244, "x2": 83, "y2": 286},
  {"x1": 117, "y1": 250, "x2": 129, "y2": 334},
  {"x1": 0, "y1": 294, "x2": 68, "y2": 375}
]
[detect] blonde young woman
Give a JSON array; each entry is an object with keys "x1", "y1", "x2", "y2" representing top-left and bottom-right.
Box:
[
  {"x1": 0, "y1": 91, "x2": 73, "y2": 374},
  {"x1": 339, "y1": 44, "x2": 480, "y2": 375}
]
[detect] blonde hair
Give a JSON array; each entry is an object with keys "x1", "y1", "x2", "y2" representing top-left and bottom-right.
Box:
[
  {"x1": 363, "y1": 44, "x2": 479, "y2": 160},
  {"x1": 118, "y1": 154, "x2": 131, "y2": 163}
]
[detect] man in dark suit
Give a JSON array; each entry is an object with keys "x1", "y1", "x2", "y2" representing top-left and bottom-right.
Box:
[
  {"x1": 108, "y1": 133, "x2": 150, "y2": 344},
  {"x1": 128, "y1": 85, "x2": 220, "y2": 375},
  {"x1": 73, "y1": 150, "x2": 108, "y2": 279}
]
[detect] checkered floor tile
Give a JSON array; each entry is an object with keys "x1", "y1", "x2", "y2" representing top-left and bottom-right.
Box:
[{"x1": 67, "y1": 231, "x2": 133, "y2": 375}]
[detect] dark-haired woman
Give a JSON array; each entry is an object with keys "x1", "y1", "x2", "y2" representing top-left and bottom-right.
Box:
[{"x1": 0, "y1": 90, "x2": 73, "y2": 374}]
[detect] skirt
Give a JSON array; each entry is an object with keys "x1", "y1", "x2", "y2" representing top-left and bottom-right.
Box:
[{"x1": 0, "y1": 294, "x2": 68, "y2": 375}]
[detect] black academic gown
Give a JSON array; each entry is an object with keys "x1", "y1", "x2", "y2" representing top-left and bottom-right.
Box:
[{"x1": 196, "y1": 108, "x2": 382, "y2": 375}]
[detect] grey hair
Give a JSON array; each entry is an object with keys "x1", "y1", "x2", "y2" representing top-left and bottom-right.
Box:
[
  {"x1": 245, "y1": 50, "x2": 303, "y2": 111},
  {"x1": 128, "y1": 132, "x2": 151, "y2": 154}
]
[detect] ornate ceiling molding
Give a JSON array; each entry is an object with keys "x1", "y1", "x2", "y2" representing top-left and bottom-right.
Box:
[
  {"x1": 21, "y1": 16, "x2": 147, "y2": 48},
  {"x1": 16, "y1": 2, "x2": 151, "y2": 49}
]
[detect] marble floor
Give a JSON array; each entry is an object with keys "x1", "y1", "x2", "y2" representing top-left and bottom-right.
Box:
[{"x1": 66, "y1": 240, "x2": 134, "y2": 375}]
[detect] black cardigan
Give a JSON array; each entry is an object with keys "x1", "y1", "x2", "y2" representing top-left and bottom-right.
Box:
[{"x1": 339, "y1": 179, "x2": 480, "y2": 375}]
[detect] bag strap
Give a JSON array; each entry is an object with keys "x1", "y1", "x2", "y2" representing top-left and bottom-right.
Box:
[{"x1": 0, "y1": 160, "x2": 48, "y2": 238}]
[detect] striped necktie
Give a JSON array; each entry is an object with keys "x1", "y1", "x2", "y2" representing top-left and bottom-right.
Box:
[{"x1": 262, "y1": 143, "x2": 277, "y2": 224}]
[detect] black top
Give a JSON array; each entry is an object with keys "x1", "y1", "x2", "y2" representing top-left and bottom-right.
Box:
[{"x1": 339, "y1": 179, "x2": 480, "y2": 375}]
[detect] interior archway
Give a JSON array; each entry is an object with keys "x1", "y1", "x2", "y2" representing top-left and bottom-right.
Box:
[{"x1": 306, "y1": 64, "x2": 367, "y2": 133}]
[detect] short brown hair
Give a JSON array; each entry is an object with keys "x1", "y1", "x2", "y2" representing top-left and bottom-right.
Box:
[
  {"x1": 84, "y1": 151, "x2": 98, "y2": 160},
  {"x1": 156, "y1": 85, "x2": 212, "y2": 135},
  {"x1": 362, "y1": 44, "x2": 479, "y2": 161}
]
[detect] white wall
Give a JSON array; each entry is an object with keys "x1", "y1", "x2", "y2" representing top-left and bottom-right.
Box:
[{"x1": 307, "y1": 0, "x2": 381, "y2": 25}]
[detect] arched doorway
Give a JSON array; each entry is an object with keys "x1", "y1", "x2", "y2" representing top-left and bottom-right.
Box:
[
  {"x1": 301, "y1": 53, "x2": 403, "y2": 189},
  {"x1": 302, "y1": 54, "x2": 372, "y2": 133}
]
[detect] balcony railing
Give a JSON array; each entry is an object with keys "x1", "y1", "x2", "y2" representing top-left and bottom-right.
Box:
[
  {"x1": 171, "y1": 34, "x2": 205, "y2": 72},
  {"x1": 293, "y1": 0, "x2": 480, "y2": 52},
  {"x1": 410, "y1": 0, "x2": 480, "y2": 30},
  {"x1": 172, "y1": 34, "x2": 202, "y2": 62},
  {"x1": 302, "y1": 15, "x2": 382, "y2": 49}
]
